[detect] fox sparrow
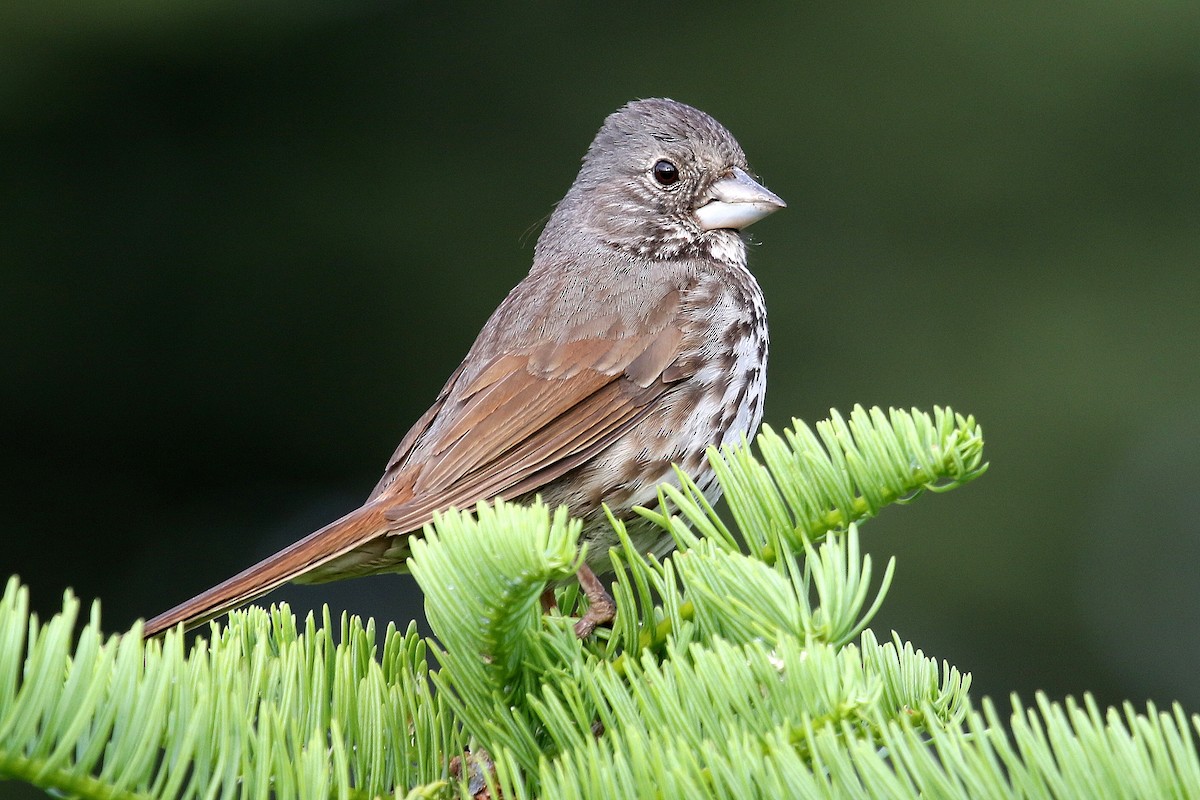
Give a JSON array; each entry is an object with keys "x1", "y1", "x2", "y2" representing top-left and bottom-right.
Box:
[{"x1": 143, "y1": 98, "x2": 785, "y2": 638}]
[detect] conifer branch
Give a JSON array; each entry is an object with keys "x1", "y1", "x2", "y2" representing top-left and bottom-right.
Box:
[{"x1": 1, "y1": 406, "x2": 1196, "y2": 799}]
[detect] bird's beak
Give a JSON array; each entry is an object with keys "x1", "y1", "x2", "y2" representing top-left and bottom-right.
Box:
[{"x1": 693, "y1": 167, "x2": 786, "y2": 232}]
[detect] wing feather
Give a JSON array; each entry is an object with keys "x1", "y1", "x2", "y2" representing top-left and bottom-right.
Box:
[
  {"x1": 380, "y1": 377, "x2": 656, "y2": 532},
  {"x1": 376, "y1": 329, "x2": 695, "y2": 534},
  {"x1": 366, "y1": 281, "x2": 702, "y2": 546}
]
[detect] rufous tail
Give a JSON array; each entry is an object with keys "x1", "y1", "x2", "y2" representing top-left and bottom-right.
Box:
[{"x1": 141, "y1": 501, "x2": 391, "y2": 638}]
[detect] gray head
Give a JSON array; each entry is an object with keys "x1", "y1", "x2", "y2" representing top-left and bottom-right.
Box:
[{"x1": 539, "y1": 98, "x2": 784, "y2": 264}]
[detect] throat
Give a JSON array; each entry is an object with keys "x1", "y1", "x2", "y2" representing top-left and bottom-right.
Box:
[
  {"x1": 605, "y1": 225, "x2": 748, "y2": 268},
  {"x1": 699, "y1": 229, "x2": 748, "y2": 268}
]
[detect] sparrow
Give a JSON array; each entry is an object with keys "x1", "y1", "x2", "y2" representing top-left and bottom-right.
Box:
[{"x1": 143, "y1": 98, "x2": 784, "y2": 638}]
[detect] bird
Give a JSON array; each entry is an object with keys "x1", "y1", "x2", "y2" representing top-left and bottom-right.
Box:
[{"x1": 142, "y1": 98, "x2": 785, "y2": 639}]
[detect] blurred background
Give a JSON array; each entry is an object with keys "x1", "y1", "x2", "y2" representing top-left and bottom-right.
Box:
[{"x1": 3, "y1": 0, "x2": 1198, "y2": 744}]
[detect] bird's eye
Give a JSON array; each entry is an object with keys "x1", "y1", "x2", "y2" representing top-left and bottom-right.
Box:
[{"x1": 651, "y1": 159, "x2": 680, "y2": 186}]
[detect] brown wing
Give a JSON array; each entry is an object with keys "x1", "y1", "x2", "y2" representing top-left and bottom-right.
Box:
[
  {"x1": 142, "y1": 292, "x2": 695, "y2": 637},
  {"x1": 376, "y1": 324, "x2": 692, "y2": 533}
]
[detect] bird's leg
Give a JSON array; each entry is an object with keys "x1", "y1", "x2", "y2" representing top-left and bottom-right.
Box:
[{"x1": 573, "y1": 563, "x2": 616, "y2": 638}]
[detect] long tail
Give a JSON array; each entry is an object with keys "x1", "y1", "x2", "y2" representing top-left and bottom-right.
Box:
[{"x1": 141, "y1": 501, "x2": 391, "y2": 638}]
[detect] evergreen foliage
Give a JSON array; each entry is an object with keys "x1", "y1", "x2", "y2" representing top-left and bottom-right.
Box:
[{"x1": 1, "y1": 406, "x2": 1196, "y2": 798}]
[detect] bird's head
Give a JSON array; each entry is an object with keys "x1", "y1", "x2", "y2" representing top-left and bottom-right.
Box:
[{"x1": 547, "y1": 98, "x2": 785, "y2": 265}]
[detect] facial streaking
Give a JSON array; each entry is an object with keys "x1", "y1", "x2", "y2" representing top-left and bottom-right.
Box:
[{"x1": 546, "y1": 98, "x2": 785, "y2": 265}]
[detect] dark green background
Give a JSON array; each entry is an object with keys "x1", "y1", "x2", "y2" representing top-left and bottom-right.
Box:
[{"x1": 4, "y1": 0, "x2": 1198, "y2": 734}]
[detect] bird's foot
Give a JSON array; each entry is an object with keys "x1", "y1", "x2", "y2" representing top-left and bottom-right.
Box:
[{"x1": 572, "y1": 563, "x2": 616, "y2": 638}]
